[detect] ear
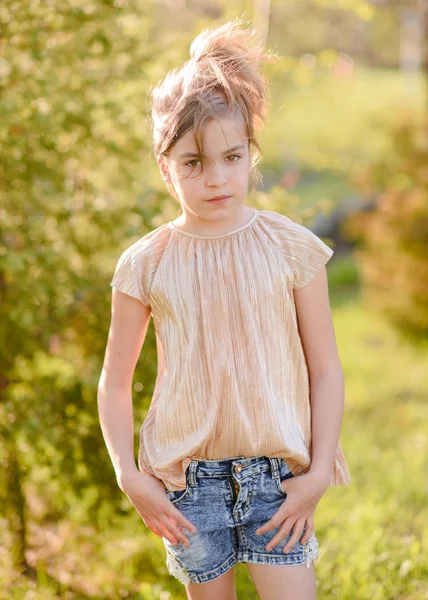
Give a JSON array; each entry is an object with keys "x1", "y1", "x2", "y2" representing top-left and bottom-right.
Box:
[{"x1": 159, "y1": 157, "x2": 171, "y2": 183}]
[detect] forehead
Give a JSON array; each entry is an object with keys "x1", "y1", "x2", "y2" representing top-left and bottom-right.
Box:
[{"x1": 172, "y1": 115, "x2": 248, "y2": 157}]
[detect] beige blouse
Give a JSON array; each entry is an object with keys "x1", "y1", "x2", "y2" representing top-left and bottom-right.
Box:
[{"x1": 110, "y1": 208, "x2": 351, "y2": 491}]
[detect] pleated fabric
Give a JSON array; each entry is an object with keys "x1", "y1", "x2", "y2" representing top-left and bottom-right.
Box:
[{"x1": 110, "y1": 208, "x2": 351, "y2": 491}]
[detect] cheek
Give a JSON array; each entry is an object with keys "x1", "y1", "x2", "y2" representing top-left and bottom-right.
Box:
[
  {"x1": 179, "y1": 179, "x2": 199, "y2": 197},
  {"x1": 172, "y1": 174, "x2": 192, "y2": 192},
  {"x1": 175, "y1": 180, "x2": 201, "y2": 207},
  {"x1": 233, "y1": 163, "x2": 251, "y2": 184}
]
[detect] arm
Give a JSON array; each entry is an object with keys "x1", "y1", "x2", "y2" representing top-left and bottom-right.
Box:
[
  {"x1": 254, "y1": 224, "x2": 343, "y2": 548},
  {"x1": 97, "y1": 287, "x2": 198, "y2": 545},
  {"x1": 97, "y1": 287, "x2": 152, "y2": 490},
  {"x1": 293, "y1": 266, "x2": 344, "y2": 486},
  {"x1": 254, "y1": 265, "x2": 344, "y2": 547}
]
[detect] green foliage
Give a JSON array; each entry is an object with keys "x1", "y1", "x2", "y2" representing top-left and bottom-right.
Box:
[
  {"x1": 251, "y1": 183, "x2": 336, "y2": 226},
  {"x1": 328, "y1": 253, "x2": 360, "y2": 299},
  {"x1": 263, "y1": 67, "x2": 425, "y2": 175},
  {"x1": 0, "y1": 0, "x2": 170, "y2": 578},
  {"x1": 343, "y1": 114, "x2": 428, "y2": 340}
]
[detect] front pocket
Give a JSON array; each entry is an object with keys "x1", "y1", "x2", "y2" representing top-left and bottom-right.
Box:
[
  {"x1": 165, "y1": 485, "x2": 191, "y2": 505},
  {"x1": 273, "y1": 460, "x2": 295, "y2": 497}
]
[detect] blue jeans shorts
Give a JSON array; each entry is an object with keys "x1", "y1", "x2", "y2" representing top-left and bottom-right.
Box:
[{"x1": 162, "y1": 455, "x2": 319, "y2": 585}]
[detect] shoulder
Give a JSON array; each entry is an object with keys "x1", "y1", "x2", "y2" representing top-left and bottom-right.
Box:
[
  {"x1": 110, "y1": 223, "x2": 172, "y2": 306},
  {"x1": 257, "y1": 209, "x2": 316, "y2": 240},
  {"x1": 257, "y1": 209, "x2": 334, "y2": 289},
  {"x1": 258, "y1": 209, "x2": 332, "y2": 251},
  {"x1": 115, "y1": 222, "x2": 172, "y2": 265}
]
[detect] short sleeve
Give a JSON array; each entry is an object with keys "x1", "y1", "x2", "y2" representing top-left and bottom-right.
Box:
[
  {"x1": 285, "y1": 220, "x2": 334, "y2": 290},
  {"x1": 110, "y1": 225, "x2": 171, "y2": 307},
  {"x1": 110, "y1": 245, "x2": 149, "y2": 306}
]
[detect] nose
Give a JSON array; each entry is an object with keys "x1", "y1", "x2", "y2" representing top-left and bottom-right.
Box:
[{"x1": 205, "y1": 161, "x2": 228, "y2": 187}]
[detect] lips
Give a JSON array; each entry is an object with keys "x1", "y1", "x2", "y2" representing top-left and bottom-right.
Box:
[{"x1": 208, "y1": 195, "x2": 229, "y2": 201}]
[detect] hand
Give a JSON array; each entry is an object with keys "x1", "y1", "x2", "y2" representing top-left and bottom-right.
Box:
[
  {"x1": 255, "y1": 471, "x2": 329, "y2": 553},
  {"x1": 119, "y1": 470, "x2": 198, "y2": 547}
]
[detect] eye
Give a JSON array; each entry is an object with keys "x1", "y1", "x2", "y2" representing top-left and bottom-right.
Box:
[
  {"x1": 184, "y1": 154, "x2": 241, "y2": 168},
  {"x1": 184, "y1": 159, "x2": 201, "y2": 168}
]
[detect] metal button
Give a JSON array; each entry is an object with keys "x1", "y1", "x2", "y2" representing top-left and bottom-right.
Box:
[{"x1": 234, "y1": 463, "x2": 242, "y2": 473}]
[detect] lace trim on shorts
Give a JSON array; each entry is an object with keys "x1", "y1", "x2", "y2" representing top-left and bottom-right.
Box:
[
  {"x1": 166, "y1": 551, "x2": 193, "y2": 585},
  {"x1": 303, "y1": 532, "x2": 319, "y2": 567}
]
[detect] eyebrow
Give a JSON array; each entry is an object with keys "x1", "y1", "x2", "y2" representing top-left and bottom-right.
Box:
[{"x1": 178, "y1": 144, "x2": 246, "y2": 160}]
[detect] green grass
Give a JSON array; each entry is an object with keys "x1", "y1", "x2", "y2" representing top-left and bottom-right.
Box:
[{"x1": 317, "y1": 256, "x2": 428, "y2": 599}]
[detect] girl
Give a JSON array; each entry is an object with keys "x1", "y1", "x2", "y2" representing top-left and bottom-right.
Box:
[{"x1": 98, "y1": 17, "x2": 351, "y2": 600}]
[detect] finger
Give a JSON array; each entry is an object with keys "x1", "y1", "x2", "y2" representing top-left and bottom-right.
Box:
[
  {"x1": 146, "y1": 521, "x2": 178, "y2": 546},
  {"x1": 300, "y1": 516, "x2": 314, "y2": 545},
  {"x1": 137, "y1": 512, "x2": 163, "y2": 538},
  {"x1": 169, "y1": 504, "x2": 198, "y2": 536},
  {"x1": 255, "y1": 507, "x2": 287, "y2": 536},
  {"x1": 157, "y1": 520, "x2": 180, "y2": 546},
  {"x1": 138, "y1": 509, "x2": 176, "y2": 540},
  {"x1": 159, "y1": 513, "x2": 192, "y2": 546},
  {"x1": 143, "y1": 517, "x2": 163, "y2": 538},
  {"x1": 282, "y1": 520, "x2": 306, "y2": 554},
  {"x1": 265, "y1": 516, "x2": 295, "y2": 551}
]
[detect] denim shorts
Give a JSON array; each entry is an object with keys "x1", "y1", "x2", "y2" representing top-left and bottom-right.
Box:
[{"x1": 162, "y1": 455, "x2": 319, "y2": 585}]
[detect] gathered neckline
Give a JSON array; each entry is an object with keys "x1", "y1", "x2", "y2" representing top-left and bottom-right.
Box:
[{"x1": 167, "y1": 208, "x2": 259, "y2": 240}]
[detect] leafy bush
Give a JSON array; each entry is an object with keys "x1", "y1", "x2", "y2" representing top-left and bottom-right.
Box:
[{"x1": 343, "y1": 114, "x2": 428, "y2": 340}]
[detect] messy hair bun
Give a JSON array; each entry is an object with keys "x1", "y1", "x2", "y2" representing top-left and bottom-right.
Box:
[{"x1": 150, "y1": 16, "x2": 276, "y2": 194}]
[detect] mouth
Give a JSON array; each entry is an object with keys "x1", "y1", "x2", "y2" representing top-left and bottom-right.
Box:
[{"x1": 207, "y1": 195, "x2": 230, "y2": 202}]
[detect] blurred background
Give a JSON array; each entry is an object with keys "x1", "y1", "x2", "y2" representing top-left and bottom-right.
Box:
[{"x1": 1, "y1": 0, "x2": 428, "y2": 598}]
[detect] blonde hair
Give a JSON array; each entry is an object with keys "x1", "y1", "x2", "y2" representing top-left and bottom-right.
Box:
[{"x1": 150, "y1": 16, "x2": 276, "y2": 195}]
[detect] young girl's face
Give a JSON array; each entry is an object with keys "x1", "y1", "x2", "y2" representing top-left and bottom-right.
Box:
[{"x1": 161, "y1": 113, "x2": 252, "y2": 221}]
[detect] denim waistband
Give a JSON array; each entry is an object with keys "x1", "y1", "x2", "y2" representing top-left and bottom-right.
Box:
[{"x1": 186, "y1": 455, "x2": 284, "y2": 486}]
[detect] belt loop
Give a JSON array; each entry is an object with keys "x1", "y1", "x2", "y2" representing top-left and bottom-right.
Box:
[
  {"x1": 268, "y1": 456, "x2": 280, "y2": 478},
  {"x1": 187, "y1": 459, "x2": 197, "y2": 487}
]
